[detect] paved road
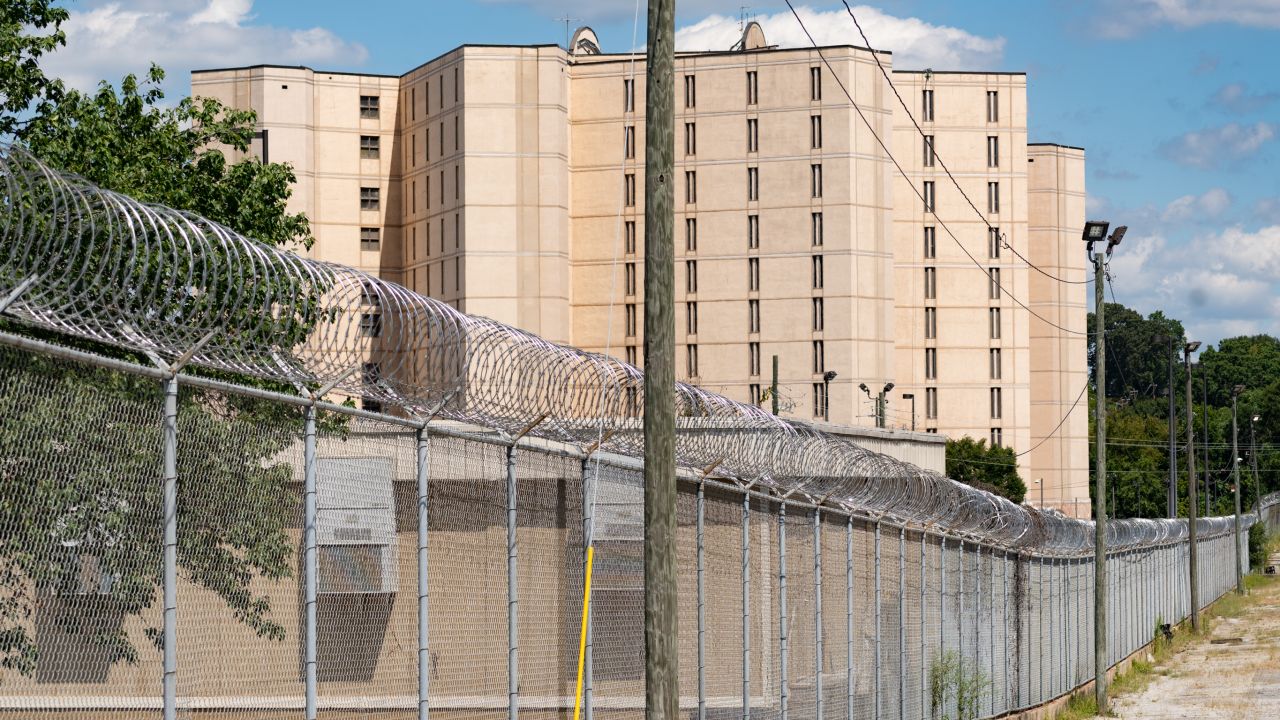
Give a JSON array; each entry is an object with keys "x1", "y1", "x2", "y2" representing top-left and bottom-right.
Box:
[{"x1": 1110, "y1": 552, "x2": 1280, "y2": 719}]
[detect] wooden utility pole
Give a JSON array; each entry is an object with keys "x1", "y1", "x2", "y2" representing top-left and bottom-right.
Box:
[
  {"x1": 1092, "y1": 248, "x2": 1109, "y2": 714},
  {"x1": 771, "y1": 354, "x2": 779, "y2": 415},
  {"x1": 642, "y1": 2, "x2": 678, "y2": 720}
]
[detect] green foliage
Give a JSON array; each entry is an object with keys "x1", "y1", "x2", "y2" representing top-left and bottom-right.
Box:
[
  {"x1": 0, "y1": 0, "x2": 68, "y2": 138},
  {"x1": 929, "y1": 650, "x2": 988, "y2": 720},
  {"x1": 1087, "y1": 303, "x2": 1184, "y2": 400},
  {"x1": 1249, "y1": 522, "x2": 1268, "y2": 570},
  {"x1": 945, "y1": 437, "x2": 1026, "y2": 503}
]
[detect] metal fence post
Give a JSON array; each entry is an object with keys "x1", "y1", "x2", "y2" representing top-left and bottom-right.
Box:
[
  {"x1": 873, "y1": 521, "x2": 881, "y2": 720},
  {"x1": 743, "y1": 491, "x2": 751, "y2": 720},
  {"x1": 697, "y1": 480, "x2": 706, "y2": 720},
  {"x1": 846, "y1": 516, "x2": 854, "y2": 720},
  {"x1": 939, "y1": 535, "x2": 946, "y2": 663},
  {"x1": 303, "y1": 404, "x2": 318, "y2": 720},
  {"x1": 919, "y1": 533, "x2": 926, "y2": 717},
  {"x1": 417, "y1": 427, "x2": 431, "y2": 720},
  {"x1": 583, "y1": 460, "x2": 595, "y2": 720},
  {"x1": 162, "y1": 376, "x2": 178, "y2": 720},
  {"x1": 779, "y1": 502, "x2": 789, "y2": 720},
  {"x1": 987, "y1": 548, "x2": 995, "y2": 716},
  {"x1": 507, "y1": 444, "x2": 519, "y2": 720},
  {"x1": 1038, "y1": 556, "x2": 1044, "y2": 704},
  {"x1": 958, "y1": 540, "x2": 965, "y2": 679},
  {"x1": 897, "y1": 526, "x2": 905, "y2": 720},
  {"x1": 1002, "y1": 550, "x2": 1009, "y2": 712},
  {"x1": 814, "y1": 509, "x2": 824, "y2": 720}
]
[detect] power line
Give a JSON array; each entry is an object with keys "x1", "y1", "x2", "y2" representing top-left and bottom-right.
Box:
[
  {"x1": 839, "y1": 0, "x2": 1091, "y2": 287},
  {"x1": 782, "y1": 1, "x2": 1094, "y2": 338}
]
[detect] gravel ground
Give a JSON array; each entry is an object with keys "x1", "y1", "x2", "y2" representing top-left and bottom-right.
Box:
[{"x1": 1108, "y1": 552, "x2": 1280, "y2": 719}]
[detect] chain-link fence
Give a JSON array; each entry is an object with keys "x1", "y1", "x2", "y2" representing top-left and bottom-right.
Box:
[
  {"x1": 0, "y1": 344, "x2": 1263, "y2": 719},
  {"x1": 0, "y1": 146, "x2": 1271, "y2": 719}
]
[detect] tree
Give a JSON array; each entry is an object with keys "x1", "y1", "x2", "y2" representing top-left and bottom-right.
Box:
[
  {"x1": 0, "y1": 0, "x2": 68, "y2": 138},
  {"x1": 0, "y1": 13, "x2": 319, "y2": 677},
  {"x1": 1087, "y1": 303, "x2": 1185, "y2": 401},
  {"x1": 945, "y1": 437, "x2": 1026, "y2": 503}
]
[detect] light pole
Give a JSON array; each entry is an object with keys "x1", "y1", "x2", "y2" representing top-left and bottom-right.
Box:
[
  {"x1": 1202, "y1": 366, "x2": 1210, "y2": 516},
  {"x1": 1155, "y1": 334, "x2": 1178, "y2": 518},
  {"x1": 879, "y1": 382, "x2": 894, "y2": 429},
  {"x1": 1085, "y1": 219, "x2": 1124, "y2": 713},
  {"x1": 1252, "y1": 415, "x2": 1262, "y2": 520},
  {"x1": 1231, "y1": 384, "x2": 1244, "y2": 594},
  {"x1": 823, "y1": 370, "x2": 837, "y2": 422},
  {"x1": 1185, "y1": 340, "x2": 1202, "y2": 630},
  {"x1": 902, "y1": 393, "x2": 916, "y2": 431},
  {"x1": 859, "y1": 381, "x2": 895, "y2": 429},
  {"x1": 1034, "y1": 478, "x2": 1044, "y2": 509}
]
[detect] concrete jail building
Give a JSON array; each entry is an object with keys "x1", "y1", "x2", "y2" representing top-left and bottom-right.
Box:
[{"x1": 191, "y1": 24, "x2": 1088, "y2": 516}]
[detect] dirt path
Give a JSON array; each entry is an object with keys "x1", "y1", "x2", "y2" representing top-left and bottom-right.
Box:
[{"x1": 1108, "y1": 552, "x2": 1280, "y2": 719}]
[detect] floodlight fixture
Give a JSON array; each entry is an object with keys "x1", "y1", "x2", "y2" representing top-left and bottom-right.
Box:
[
  {"x1": 883, "y1": 382, "x2": 895, "y2": 393},
  {"x1": 1109, "y1": 225, "x2": 1127, "y2": 247},
  {"x1": 1082, "y1": 220, "x2": 1110, "y2": 242},
  {"x1": 1232, "y1": 383, "x2": 1245, "y2": 395},
  {"x1": 1185, "y1": 340, "x2": 1202, "y2": 353},
  {"x1": 824, "y1": 370, "x2": 838, "y2": 382}
]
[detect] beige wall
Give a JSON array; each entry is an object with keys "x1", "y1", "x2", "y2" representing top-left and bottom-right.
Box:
[
  {"x1": 1027, "y1": 144, "x2": 1090, "y2": 517},
  {"x1": 190, "y1": 37, "x2": 1086, "y2": 499}
]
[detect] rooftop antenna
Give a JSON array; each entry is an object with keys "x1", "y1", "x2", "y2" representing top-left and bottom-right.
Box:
[
  {"x1": 556, "y1": 15, "x2": 579, "y2": 50},
  {"x1": 739, "y1": 6, "x2": 751, "y2": 33}
]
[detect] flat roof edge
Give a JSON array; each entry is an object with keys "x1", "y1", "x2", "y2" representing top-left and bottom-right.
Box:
[{"x1": 1029, "y1": 142, "x2": 1086, "y2": 152}]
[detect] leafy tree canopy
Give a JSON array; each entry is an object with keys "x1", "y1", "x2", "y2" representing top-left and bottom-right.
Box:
[
  {"x1": 945, "y1": 437, "x2": 1026, "y2": 504},
  {"x1": 0, "y1": 0, "x2": 68, "y2": 138}
]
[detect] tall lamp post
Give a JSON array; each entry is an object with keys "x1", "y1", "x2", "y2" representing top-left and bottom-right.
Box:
[
  {"x1": 1231, "y1": 384, "x2": 1244, "y2": 594},
  {"x1": 1034, "y1": 478, "x2": 1045, "y2": 509},
  {"x1": 1085, "y1": 219, "x2": 1125, "y2": 713},
  {"x1": 902, "y1": 393, "x2": 916, "y2": 431},
  {"x1": 823, "y1": 370, "x2": 837, "y2": 422},
  {"x1": 1202, "y1": 366, "x2": 1210, "y2": 516},
  {"x1": 1252, "y1": 414, "x2": 1262, "y2": 520},
  {"x1": 1185, "y1": 340, "x2": 1202, "y2": 629},
  {"x1": 859, "y1": 382, "x2": 895, "y2": 429}
]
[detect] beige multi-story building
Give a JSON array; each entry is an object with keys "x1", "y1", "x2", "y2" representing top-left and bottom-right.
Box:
[{"x1": 192, "y1": 24, "x2": 1089, "y2": 514}]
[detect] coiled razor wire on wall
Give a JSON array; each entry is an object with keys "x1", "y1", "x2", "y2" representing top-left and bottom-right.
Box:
[{"x1": 0, "y1": 145, "x2": 1242, "y2": 554}]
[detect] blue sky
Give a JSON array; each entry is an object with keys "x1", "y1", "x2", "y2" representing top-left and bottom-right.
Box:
[{"x1": 40, "y1": 0, "x2": 1280, "y2": 346}]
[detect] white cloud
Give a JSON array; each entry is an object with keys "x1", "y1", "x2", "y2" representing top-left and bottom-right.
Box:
[
  {"x1": 42, "y1": 0, "x2": 367, "y2": 93},
  {"x1": 1097, "y1": 0, "x2": 1280, "y2": 37},
  {"x1": 1160, "y1": 188, "x2": 1232, "y2": 222},
  {"x1": 674, "y1": 6, "x2": 1004, "y2": 70},
  {"x1": 1210, "y1": 83, "x2": 1280, "y2": 114},
  {"x1": 1157, "y1": 122, "x2": 1275, "y2": 169}
]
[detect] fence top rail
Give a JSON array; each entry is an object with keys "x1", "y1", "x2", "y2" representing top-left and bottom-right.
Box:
[{"x1": 0, "y1": 144, "x2": 1254, "y2": 555}]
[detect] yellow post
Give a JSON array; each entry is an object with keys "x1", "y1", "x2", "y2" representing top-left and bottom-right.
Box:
[{"x1": 573, "y1": 546, "x2": 596, "y2": 720}]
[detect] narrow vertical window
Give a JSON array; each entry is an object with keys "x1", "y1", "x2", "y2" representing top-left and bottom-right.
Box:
[
  {"x1": 748, "y1": 299, "x2": 760, "y2": 333},
  {"x1": 748, "y1": 214, "x2": 760, "y2": 249},
  {"x1": 625, "y1": 125, "x2": 635, "y2": 159},
  {"x1": 925, "y1": 307, "x2": 937, "y2": 339},
  {"x1": 687, "y1": 344, "x2": 699, "y2": 378},
  {"x1": 988, "y1": 181, "x2": 1000, "y2": 213},
  {"x1": 923, "y1": 135, "x2": 934, "y2": 167},
  {"x1": 625, "y1": 262, "x2": 636, "y2": 295},
  {"x1": 410, "y1": 133, "x2": 416, "y2": 167},
  {"x1": 626, "y1": 345, "x2": 637, "y2": 365},
  {"x1": 625, "y1": 221, "x2": 637, "y2": 254},
  {"x1": 411, "y1": 180, "x2": 417, "y2": 214},
  {"x1": 685, "y1": 122, "x2": 696, "y2": 156},
  {"x1": 454, "y1": 67, "x2": 459, "y2": 102},
  {"x1": 988, "y1": 227, "x2": 1001, "y2": 259},
  {"x1": 925, "y1": 347, "x2": 937, "y2": 380},
  {"x1": 990, "y1": 268, "x2": 1001, "y2": 299},
  {"x1": 924, "y1": 181, "x2": 935, "y2": 212},
  {"x1": 686, "y1": 218, "x2": 697, "y2": 252},
  {"x1": 924, "y1": 267, "x2": 936, "y2": 300},
  {"x1": 991, "y1": 428, "x2": 1003, "y2": 447},
  {"x1": 411, "y1": 87, "x2": 416, "y2": 121},
  {"x1": 986, "y1": 90, "x2": 998, "y2": 122},
  {"x1": 750, "y1": 384, "x2": 762, "y2": 405},
  {"x1": 922, "y1": 89, "x2": 934, "y2": 122},
  {"x1": 813, "y1": 383, "x2": 826, "y2": 418},
  {"x1": 924, "y1": 226, "x2": 936, "y2": 259},
  {"x1": 926, "y1": 387, "x2": 938, "y2": 419},
  {"x1": 812, "y1": 297, "x2": 824, "y2": 331},
  {"x1": 810, "y1": 66, "x2": 822, "y2": 101},
  {"x1": 812, "y1": 255, "x2": 824, "y2": 289},
  {"x1": 747, "y1": 167, "x2": 759, "y2": 201},
  {"x1": 747, "y1": 118, "x2": 758, "y2": 153},
  {"x1": 439, "y1": 74, "x2": 444, "y2": 110},
  {"x1": 748, "y1": 257, "x2": 759, "y2": 291},
  {"x1": 687, "y1": 260, "x2": 697, "y2": 293},
  {"x1": 990, "y1": 387, "x2": 1003, "y2": 419},
  {"x1": 687, "y1": 302, "x2": 698, "y2": 335},
  {"x1": 626, "y1": 303, "x2": 637, "y2": 337},
  {"x1": 989, "y1": 307, "x2": 1002, "y2": 339},
  {"x1": 685, "y1": 171, "x2": 697, "y2": 204},
  {"x1": 749, "y1": 342, "x2": 761, "y2": 376},
  {"x1": 439, "y1": 121, "x2": 444, "y2": 156},
  {"x1": 811, "y1": 164, "x2": 823, "y2": 198},
  {"x1": 987, "y1": 136, "x2": 999, "y2": 168},
  {"x1": 624, "y1": 78, "x2": 635, "y2": 112},
  {"x1": 811, "y1": 115, "x2": 823, "y2": 149},
  {"x1": 812, "y1": 340, "x2": 825, "y2": 374},
  {"x1": 684, "y1": 74, "x2": 696, "y2": 108},
  {"x1": 625, "y1": 173, "x2": 636, "y2": 206},
  {"x1": 990, "y1": 348, "x2": 1002, "y2": 380},
  {"x1": 454, "y1": 164, "x2": 459, "y2": 200},
  {"x1": 746, "y1": 70, "x2": 758, "y2": 105},
  {"x1": 812, "y1": 212, "x2": 824, "y2": 246},
  {"x1": 454, "y1": 115, "x2": 459, "y2": 151}
]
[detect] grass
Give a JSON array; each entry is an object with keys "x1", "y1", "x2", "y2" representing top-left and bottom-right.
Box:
[{"x1": 1052, "y1": 691, "x2": 1098, "y2": 720}]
